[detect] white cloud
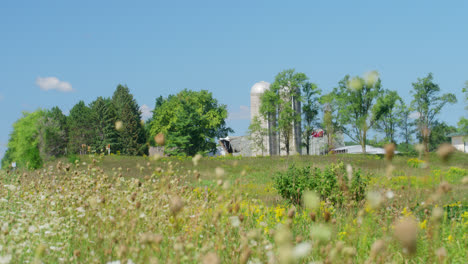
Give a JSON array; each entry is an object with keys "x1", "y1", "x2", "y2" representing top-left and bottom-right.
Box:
[
  {"x1": 36, "y1": 76, "x2": 74, "y2": 92},
  {"x1": 140, "y1": 104, "x2": 152, "y2": 120},
  {"x1": 228, "y1": 105, "x2": 250, "y2": 120}
]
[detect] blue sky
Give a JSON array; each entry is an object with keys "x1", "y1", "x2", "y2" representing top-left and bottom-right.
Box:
[{"x1": 1, "y1": 0, "x2": 467, "y2": 160}]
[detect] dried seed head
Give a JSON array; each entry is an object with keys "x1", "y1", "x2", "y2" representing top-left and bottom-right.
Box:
[
  {"x1": 437, "y1": 181, "x2": 451, "y2": 194},
  {"x1": 394, "y1": 217, "x2": 418, "y2": 254},
  {"x1": 303, "y1": 191, "x2": 319, "y2": 210},
  {"x1": 435, "y1": 247, "x2": 447, "y2": 263},
  {"x1": 462, "y1": 176, "x2": 468, "y2": 185},
  {"x1": 192, "y1": 154, "x2": 202, "y2": 166},
  {"x1": 155, "y1": 133, "x2": 165, "y2": 146},
  {"x1": 115, "y1": 121, "x2": 123, "y2": 131},
  {"x1": 202, "y1": 252, "x2": 220, "y2": 264},
  {"x1": 431, "y1": 207, "x2": 444, "y2": 222},
  {"x1": 323, "y1": 211, "x2": 331, "y2": 222},
  {"x1": 384, "y1": 143, "x2": 396, "y2": 161},
  {"x1": 169, "y1": 196, "x2": 184, "y2": 215},
  {"x1": 366, "y1": 191, "x2": 383, "y2": 209},
  {"x1": 215, "y1": 167, "x2": 225, "y2": 178},
  {"x1": 346, "y1": 164, "x2": 353, "y2": 182},
  {"x1": 370, "y1": 240, "x2": 386, "y2": 259},
  {"x1": 288, "y1": 207, "x2": 296, "y2": 219},
  {"x1": 436, "y1": 143, "x2": 456, "y2": 162},
  {"x1": 309, "y1": 212, "x2": 316, "y2": 222}
]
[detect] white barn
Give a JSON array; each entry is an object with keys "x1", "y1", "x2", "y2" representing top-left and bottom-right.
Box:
[
  {"x1": 332, "y1": 145, "x2": 397, "y2": 155},
  {"x1": 448, "y1": 132, "x2": 468, "y2": 153}
]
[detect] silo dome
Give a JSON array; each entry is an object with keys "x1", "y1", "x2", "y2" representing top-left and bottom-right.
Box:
[{"x1": 251, "y1": 81, "x2": 270, "y2": 94}]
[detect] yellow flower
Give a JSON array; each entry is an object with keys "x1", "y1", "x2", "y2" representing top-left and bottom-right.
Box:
[
  {"x1": 419, "y1": 219, "x2": 427, "y2": 230},
  {"x1": 447, "y1": 235, "x2": 454, "y2": 242}
]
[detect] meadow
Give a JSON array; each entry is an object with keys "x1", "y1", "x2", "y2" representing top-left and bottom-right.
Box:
[{"x1": 0, "y1": 152, "x2": 467, "y2": 263}]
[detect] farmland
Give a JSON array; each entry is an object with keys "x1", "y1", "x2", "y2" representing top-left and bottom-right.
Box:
[{"x1": 0, "y1": 153, "x2": 467, "y2": 263}]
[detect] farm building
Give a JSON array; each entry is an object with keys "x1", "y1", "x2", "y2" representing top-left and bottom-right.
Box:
[
  {"x1": 448, "y1": 132, "x2": 468, "y2": 153},
  {"x1": 332, "y1": 145, "x2": 396, "y2": 154}
]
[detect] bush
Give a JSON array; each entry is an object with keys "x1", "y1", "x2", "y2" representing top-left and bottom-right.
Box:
[
  {"x1": 274, "y1": 162, "x2": 369, "y2": 206},
  {"x1": 67, "y1": 154, "x2": 80, "y2": 164}
]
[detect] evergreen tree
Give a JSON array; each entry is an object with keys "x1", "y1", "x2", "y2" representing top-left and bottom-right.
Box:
[
  {"x1": 111, "y1": 84, "x2": 146, "y2": 155},
  {"x1": 38, "y1": 107, "x2": 68, "y2": 160},
  {"x1": 67, "y1": 101, "x2": 94, "y2": 154},
  {"x1": 90, "y1": 97, "x2": 119, "y2": 153}
]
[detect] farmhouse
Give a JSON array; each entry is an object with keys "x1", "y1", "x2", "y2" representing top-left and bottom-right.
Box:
[{"x1": 448, "y1": 132, "x2": 468, "y2": 153}]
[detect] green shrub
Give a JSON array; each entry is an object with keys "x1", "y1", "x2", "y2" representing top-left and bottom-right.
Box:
[
  {"x1": 274, "y1": 162, "x2": 369, "y2": 206},
  {"x1": 67, "y1": 154, "x2": 80, "y2": 164}
]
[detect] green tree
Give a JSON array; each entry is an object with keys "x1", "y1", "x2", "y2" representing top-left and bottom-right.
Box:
[
  {"x1": 261, "y1": 69, "x2": 308, "y2": 155},
  {"x1": 67, "y1": 101, "x2": 94, "y2": 154},
  {"x1": 248, "y1": 116, "x2": 268, "y2": 156},
  {"x1": 421, "y1": 121, "x2": 457, "y2": 151},
  {"x1": 398, "y1": 102, "x2": 412, "y2": 145},
  {"x1": 90, "y1": 97, "x2": 119, "y2": 153},
  {"x1": 374, "y1": 90, "x2": 402, "y2": 144},
  {"x1": 37, "y1": 107, "x2": 68, "y2": 160},
  {"x1": 301, "y1": 82, "x2": 321, "y2": 155},
  {"x1": 149, "y1": 89, "x2": 232, "y2": 156},
  {"x1": 333, "y1": 71, "x2": 385, "y2": 153},
  {"x1": 320, "y1": 92, "x2": 342, "y2": 152},
  {"x1": 1, "y1": 110, "x2": 45, "y2": 169},
  {"x1": 111, "y1": 85, "x2": 147, "y2": 155},
  {"x1": 410, "y1": 73, "x2": 457, "y2": 152}
]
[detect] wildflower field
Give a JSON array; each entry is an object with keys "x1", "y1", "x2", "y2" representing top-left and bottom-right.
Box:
[{"x1": 0, "y1": 153, "x2": 467, "y2": 264}]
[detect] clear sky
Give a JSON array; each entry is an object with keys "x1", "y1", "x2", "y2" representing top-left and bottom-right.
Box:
[{"x1": 1, "y1": 0, "x2": 467, "y2": 160}]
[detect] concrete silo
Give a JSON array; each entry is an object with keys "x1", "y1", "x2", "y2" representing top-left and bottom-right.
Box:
[{"x1": 250, "y1": 81, "x2": 271, "y2": 156}]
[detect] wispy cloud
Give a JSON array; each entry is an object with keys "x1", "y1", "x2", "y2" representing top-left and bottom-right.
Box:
[
  {"x1": 140, "y1": 104, "x2": 152, "y2": 120},
  {"x1": 36, "y1": 76, "x2": 74, "y2": 92},
  {"x1": 228, "y1": 105, "x2": 250, "y2": 120}
]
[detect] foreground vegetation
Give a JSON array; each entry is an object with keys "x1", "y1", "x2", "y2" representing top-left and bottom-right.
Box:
[{"x1": 0, "y1": 153, "x2": 467, "y2": 263}]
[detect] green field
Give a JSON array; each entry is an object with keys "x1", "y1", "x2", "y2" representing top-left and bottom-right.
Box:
[{"x1": 0, "y1": 153, "x2": 467, "y2": 263}]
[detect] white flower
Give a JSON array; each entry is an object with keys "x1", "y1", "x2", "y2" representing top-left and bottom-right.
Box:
[
  {"x1": 385, "y1": 190, "x2": 394, "y2": 199},
  {"x1": 293, "y1": 242, "x2": 312, "y2": 259},
  {"x1": 229, "y1": 216, "x2": 240, "y2": 227},
  {"x1": 4, "y1": 185, "x2": 16, "y2": 191},
  {"x1": 0, "y1": 254, "x2": 12, "y2": 264},
  {"x1": 106, "y1": 261, "x2": 121, "y2": 264},
  {"x1": 76, "y1": 207, "x2": 85, "y2": 213}
]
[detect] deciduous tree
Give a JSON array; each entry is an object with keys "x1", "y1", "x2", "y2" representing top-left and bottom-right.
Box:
[
  {"x1": 149, "y1": 89, "x2": 232, "y2": 156},
  {"x1": 410, "y1": 73, "x2": 457, "y2": 151},
  {"x1": 333, "y1": 71, "x2": 385, "y2": 153}
]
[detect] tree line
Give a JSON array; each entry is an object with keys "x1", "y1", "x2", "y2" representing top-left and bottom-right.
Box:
[
  {"x1": 2, "y1": 71, "x2": 467, "y2": 169},
  {"x1": 2, "y1": 85, "x2": 230, "y2": 169},
  {"x1": 250, "y1": 69, "x2": 466, "y2": 155}
]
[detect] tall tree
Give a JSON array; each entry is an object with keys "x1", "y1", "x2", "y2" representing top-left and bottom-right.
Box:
[
  {"x1": 333, "y1": 71, "x2": 385, "y2": 153},
  {"x1": 67, "y1": 101, "x2": 94, "y2": 154},
  {"x1": 261, "y1": 69, "x2": 308, "y2": 155},
  {"x1": 301, "y1": 82, "x2": 321, "y2": 155},
  {"x1": 2, "y1": 110, "x2": 45, "y2": 169},
  {"x1": 374, "y1": 90, "x2": 402, "y2": 144},
  {"x1": 90, "y1": 97, "x2": 119, "y2": 153},
  {"x1": 320, "y1": 92, "x2": 342, "y2": 152},
  {"x1": 248, "y1": 116, "x2": 268, "y2": 156},
  {"x1": 111, "y1": 85, "x2": 147, "y2": 155},
  {"x1": 150, "y1": 89, "x2": 232, "y2": 156},
  {"x1": 410, "y1": 73, "x2": 457, "y2": 151},
  {"x1": 38, "y1": 107, "x2": 68, "y2": 160},
  {"x1": 397, "y1": 101, "x2": 415, "y2": 145}
]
